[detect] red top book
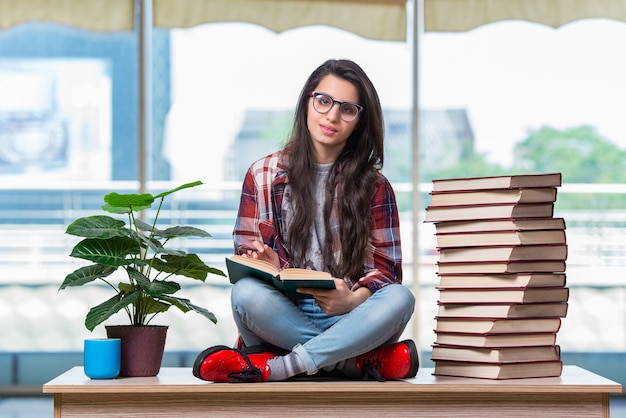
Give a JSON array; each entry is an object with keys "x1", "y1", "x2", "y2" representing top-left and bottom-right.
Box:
[
  {"x1": 431, "y1": 173, "x2": 562, "y2": 193},
  {"x1": 424, "y1": 203, "x2": 554, "y2": 223},
  {"x1": 428, "y1": 187, "x2": 557, "y2": 207},
  {"x1": 436, "y1": 302, "x2": 569, "y2": 319},
  {"x1": 434, "y1": 217, "x2": 566, "y2": 234},
  {"x1": 433, "y1": 359, "x2": 563, "y2": 379},
  {"x1": 434, "y1": 331, "x2": 558, "y2": 347},
  {"x1": 431, "y1": 344, "x2": 562, "y2": 364},
  {"x1": 434, "y1": 317, "x2": 562, "y2": 334},
  {"x1": 436, "y1": 273, "x2": 566, "y2": 289},
  {"x1": 437, "y1": 244, "x2": 568, "y2": 263},
  {"x1": 435, "y1": 229, "x2": 567, "y2": 248},
  {"x1": 436, "y1": 286, "x2": 569, "y2": 304},
  {"x1": 437, "y1": 260, "x2": 566, "y2": 275}
]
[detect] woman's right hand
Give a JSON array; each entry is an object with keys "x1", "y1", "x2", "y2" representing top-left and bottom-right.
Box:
[{"x1": 243, "y1": 240, "x2": 280, "y2": 270}]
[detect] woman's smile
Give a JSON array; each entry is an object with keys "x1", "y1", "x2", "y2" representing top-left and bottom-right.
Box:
[{"x1": 319, "y1": 124, "x2": 337, "y2": 136}]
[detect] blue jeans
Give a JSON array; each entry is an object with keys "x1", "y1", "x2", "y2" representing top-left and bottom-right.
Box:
[{"x1": 231, "y1": 277, "x2": 415, "y2": 375}]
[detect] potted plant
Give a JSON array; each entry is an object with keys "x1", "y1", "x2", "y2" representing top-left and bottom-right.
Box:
[{"x1": 59, "y1": 181, "x2": 226, "y2": 376}]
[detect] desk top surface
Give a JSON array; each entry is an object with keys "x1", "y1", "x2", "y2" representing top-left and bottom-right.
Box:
[{"x1": 43, "y1": 366, "x2": 622, "y2": 395}]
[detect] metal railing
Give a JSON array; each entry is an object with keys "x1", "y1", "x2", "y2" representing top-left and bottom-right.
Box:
[{"x1": 1, "y1": 181, "x2": 625, "y2": 285}]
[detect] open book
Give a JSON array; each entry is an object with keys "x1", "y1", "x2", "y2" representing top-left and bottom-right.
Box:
[{"x1": 225, "y1": 255, "x2": 335, "y2": 299}]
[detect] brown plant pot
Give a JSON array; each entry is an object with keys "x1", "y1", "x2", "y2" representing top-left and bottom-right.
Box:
[{"x1": 105, "y1": 325, "x2": 168, "y2": 377}]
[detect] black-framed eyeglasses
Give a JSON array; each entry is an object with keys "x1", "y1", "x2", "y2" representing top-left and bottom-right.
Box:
[{"x1": 309, "y1": 91, "x2": 363, "y2": 122}]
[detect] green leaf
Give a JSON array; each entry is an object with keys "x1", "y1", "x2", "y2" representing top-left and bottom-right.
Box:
[
  {"x1": 134, "y1": 234, "x2": 184, "y2": 257},
  {"x1": 145, "y1": 280, "x2": 181, "y2": 296},
  {"x1": 153, "y1": 181, "x2": 203, "y2": 200},
  {"x1": 65, "y1": 215, "x2": 129, "y2": 239},
  {"x1": 70, "y1": 236, "x2": 140, "y2": 266},
  {"x1": 150, "y1": 253, "x2": 226, "y2": 280},
  {"x1": 102, "y1": 192, "x2": 154, "y2": 214},
  {"x1": 59, "y1": 264, "x2": 116, "y2": 290},
  {"x1": 120, "y1": 268, "x2": 180, "y2": 297},
  {"x1": 85, "y1": 291, "x2": 140, "y2": 331},
  {"x1": 153, "y1": 245, "x2": 186, "y2": 257},
  {"x1": 141, "y1": 297, "x2": 171, "y2": 315},
  {"x1": 126, "y1": 267, "x2": 151, "y2": 291},
  {"x1": 135, "y1": 218, "x2": 159, "y2": 233},
  {"x1": 137, "y1": 233, "x2": 163, "y2": 253},
  {"x1": 160, "y1": 295, "x2": 217, "y2": 324},
  {"x1": 157, "y1": 225, "x2": 211, "y2": 239},
  {"x1": 118, "y1": 282, "x2": 138, "y2": 293}
]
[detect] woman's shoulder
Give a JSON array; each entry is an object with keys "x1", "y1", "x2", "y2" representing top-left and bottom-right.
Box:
[
  {"x1": 372, "y1": 170, "x2": 393, "y2": 187},
  {"x1": 248, "y1": 150, "x2": 287, "y2": 172},
  {"x1": 245, "y1": 150, "x2": 289, "y2": 186},
  {"x1": 370, "y1": 171, "x2": 398, "y2": 200}
]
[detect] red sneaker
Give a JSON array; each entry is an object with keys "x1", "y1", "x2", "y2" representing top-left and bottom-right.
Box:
[
  {"x1": 192, "y1": 345, "x2": 275, "y2": 383},
  {"x1": 356, "y1": 340, "x2": 419, "y2": 381}
]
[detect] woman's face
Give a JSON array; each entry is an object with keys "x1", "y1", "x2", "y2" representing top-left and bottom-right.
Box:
[{"x1": 307, "y1": 74, "x2": 361, "y2": 164}]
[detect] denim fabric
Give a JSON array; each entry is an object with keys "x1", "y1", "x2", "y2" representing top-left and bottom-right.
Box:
[{"x1": 231, "y1": 277, "x2": 415, "y2": 374}]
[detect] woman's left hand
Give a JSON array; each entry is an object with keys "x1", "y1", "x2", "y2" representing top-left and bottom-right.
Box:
[{"x1": 298, "y1": 279, "x2": 372, "y2": 316}]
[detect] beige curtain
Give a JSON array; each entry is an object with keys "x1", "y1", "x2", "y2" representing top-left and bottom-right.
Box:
[
  {"x1": 424, "y1": 0, "x2": 626, "y2": 32},
  {"x1": 0, "y1": 0, "x2": 134, "y2": 31},
  {"x1": 153, "y1": 0, "x2": 407, "y2": 41},
  {"x1": 4, "y1": 1, "x2": 626, "y2": 36},
  {"x1": 0, "y1": 0, "x2": 407, "y2": 41}
]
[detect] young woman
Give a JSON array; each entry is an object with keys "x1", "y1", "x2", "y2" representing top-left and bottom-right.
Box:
[{"x1": 193, "y1": 59, "x2": 418, "y2": 382}]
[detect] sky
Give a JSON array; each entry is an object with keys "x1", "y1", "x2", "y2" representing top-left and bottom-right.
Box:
[
  {"x1": 422, "y1": 19, "x2": 626, "y2": 165},
  {"x1": 165, "y1": 19, "x2": 626, "y2": 180}
]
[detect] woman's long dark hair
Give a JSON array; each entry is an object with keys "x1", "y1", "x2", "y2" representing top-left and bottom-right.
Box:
[{"x1": 283, "y1": 59, "x2": 385, "y2": 281}]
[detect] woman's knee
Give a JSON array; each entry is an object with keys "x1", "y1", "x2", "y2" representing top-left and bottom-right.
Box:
[
  {"x1": 382, "y1": 284, "x2": 416, "y2": 315},
  {"x1": 231, "y1": 277, "x2": 275, "y2": 308}
]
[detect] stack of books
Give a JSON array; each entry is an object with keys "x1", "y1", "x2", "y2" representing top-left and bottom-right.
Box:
[{"x1": 425, "y1": 173, "x2": 568, "y2": 379}]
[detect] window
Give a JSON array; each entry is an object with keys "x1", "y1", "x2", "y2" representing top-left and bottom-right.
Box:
[{"x1": 2, "y1": 3, "x2": 625, "y2": 389}]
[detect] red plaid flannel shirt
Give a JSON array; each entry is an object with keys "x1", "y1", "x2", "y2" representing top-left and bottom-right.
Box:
[{"x1": 233, "y1": 151, "x2": 403, "y2": 293}]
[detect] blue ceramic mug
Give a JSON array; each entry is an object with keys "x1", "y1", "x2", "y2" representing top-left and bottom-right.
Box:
[{"x1": 83, "y1": 338, "x2": 121, "y2": 379}]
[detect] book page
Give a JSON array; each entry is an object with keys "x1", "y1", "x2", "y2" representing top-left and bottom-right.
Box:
[
  {"x1": 279, "y1": 268, "x2": 332, "y2": 281},
  {"x1": 229, "y1": 254, "x2": 279, "y2": 276}
]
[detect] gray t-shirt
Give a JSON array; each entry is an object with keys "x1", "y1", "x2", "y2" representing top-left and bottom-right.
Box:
[{"x1": 282, "y1": 162, "x2": 332, "y2": 271}]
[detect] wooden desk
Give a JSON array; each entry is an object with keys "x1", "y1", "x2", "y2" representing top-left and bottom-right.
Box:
[{"x1": 43, "y1": 365, "x2": 621, "y2": 417}]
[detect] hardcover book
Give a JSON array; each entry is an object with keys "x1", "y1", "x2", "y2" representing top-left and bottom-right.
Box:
[
  {"x1": 436, "y1": 302, "x2": 569, "y2": 319},
  {"x1": 437, "y1": 244, "x2": 568, "y2": 264},
  {"x1": 431, "y1": 344, "x2": 561, "y2": 363},
  {"x1": 434, "y1": 317, "x2": 562, "y2": 334},
  {"x1": 429, "y1": 187, "x2": 557, "y2": 207},
  {"x1": 433, "y1": 359, "x2": 563, "y2": 379},
  {"x1": 434, "y1": 331, "x2": 557, "y2": 348},
  {"x1": 435, "y1": 229, "x2": 566, "y2": 248},
  {"x1": 424, "y1": 203, "x2": 555, "y2": 223},
  {"x1": 434, "y1": 217, "x2": 566, "y2": 235},
  {"x1": 437, "y1": 260, "x2": 567, "y2": 275},
  {"x1": 436, "y1": 273, "x2": 566, "y2": 289},
  {"x1": 225, "y1": 255, "x2": 335, "y2": 299},
  {"x1": 437, "y1": 287, "x2": 569, "y2": 304},
  {"x1": 431, "y1": 173, "x2": 562, "y2": 193}
]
